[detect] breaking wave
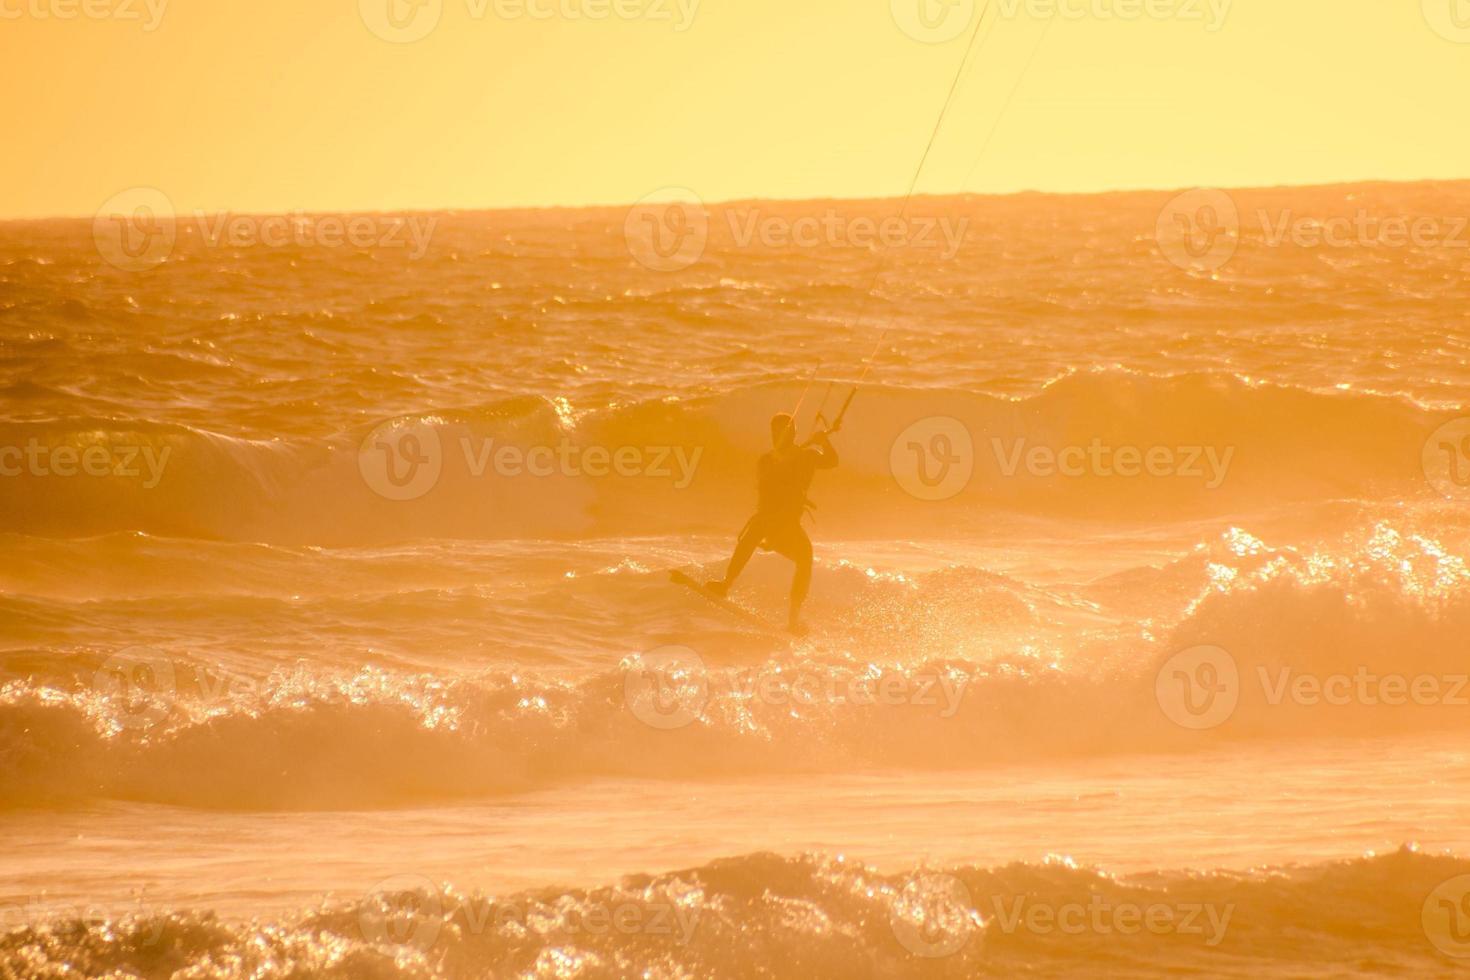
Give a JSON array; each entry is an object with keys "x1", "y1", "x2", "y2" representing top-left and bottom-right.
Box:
[
  {"x1": 2, "y1": 848, "x2": 1465, "y2": 978},
  {"x1": 0, "y1": 372, "x2": 1450, "y2": 544},
  {"x1": 5, "y1": 523, "x2": 1469, "y2": 811}
]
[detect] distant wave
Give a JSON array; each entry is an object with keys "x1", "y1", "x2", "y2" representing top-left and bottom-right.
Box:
[
  {"x1": 2, "y1": 847, "x2": 1465, "y2": 978},
  {"x1": 0, "y1": 372, "x2": 1450, "y2": 545}
]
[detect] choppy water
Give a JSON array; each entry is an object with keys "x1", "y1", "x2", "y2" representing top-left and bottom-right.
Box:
[{"x1": 3, "y1": 183, "x2": 1470, "y2": 977}]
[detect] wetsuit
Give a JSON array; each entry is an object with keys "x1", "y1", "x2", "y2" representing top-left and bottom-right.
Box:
[
  {"x1": 746, "y1": 446, "x2": 823, "y2": 557},
  {"x1": 711, "y1": 439, "x2": 838, "y2": 616}
]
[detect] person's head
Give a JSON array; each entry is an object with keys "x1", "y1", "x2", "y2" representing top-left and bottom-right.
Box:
[{"x1": 769, "y1": 412, "x2": 796, "y2": 449}]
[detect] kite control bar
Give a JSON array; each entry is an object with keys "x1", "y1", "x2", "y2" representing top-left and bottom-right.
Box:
[
  {"x1": 826, "y1": 386, "x2": 857, "y2": 434},
  {"x1": 805, "y1": 385, "x2": 858, "y2": 445}
]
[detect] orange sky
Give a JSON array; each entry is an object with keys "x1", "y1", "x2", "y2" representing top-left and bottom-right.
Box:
[{"x1": 2, "y1": 0, "x2": 1468, "y2": 218}]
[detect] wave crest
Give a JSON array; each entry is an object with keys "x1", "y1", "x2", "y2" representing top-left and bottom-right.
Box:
[
  {"x1": 3, "y1": 848, "x2": 1465, "y2": 979},
  {"x1": 0, "y1": 372, "x2": 1448, "y2": 544}
]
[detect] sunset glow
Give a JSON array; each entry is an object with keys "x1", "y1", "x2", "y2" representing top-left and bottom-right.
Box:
[{"x1": 4, "y1": 1, "x2": 1470, "y2": 977}]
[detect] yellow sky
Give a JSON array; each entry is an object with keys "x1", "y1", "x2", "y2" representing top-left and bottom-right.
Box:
[{"x1": 2, "y1": 0, "x2": 1468, "y2": 218}]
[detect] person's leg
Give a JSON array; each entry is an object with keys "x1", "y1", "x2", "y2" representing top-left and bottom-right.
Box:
[
  {"x1": 782, "y1": 529, "x2": 814, "y2": 631},
  {"x1": 708, "y1": 517, "x2": 764, "y2": 596}
]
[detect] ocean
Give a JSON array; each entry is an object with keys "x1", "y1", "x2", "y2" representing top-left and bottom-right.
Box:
[{"x1": 3, "y1": 181, "x2": 1470, "y2": 977}]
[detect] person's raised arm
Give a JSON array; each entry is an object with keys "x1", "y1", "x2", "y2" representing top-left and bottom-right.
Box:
[{"x1": 810, "y1": 431, "x2": 839, "y2": 469}]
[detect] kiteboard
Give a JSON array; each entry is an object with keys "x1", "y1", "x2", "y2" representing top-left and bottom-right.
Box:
[{"x1": 669, "y1": 570, "x2": 801, "y2": 636}]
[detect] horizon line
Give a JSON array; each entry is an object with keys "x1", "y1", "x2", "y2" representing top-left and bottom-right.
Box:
[{"x1": 9, "y1": 173, "x2": 1470, "y2": 223}]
